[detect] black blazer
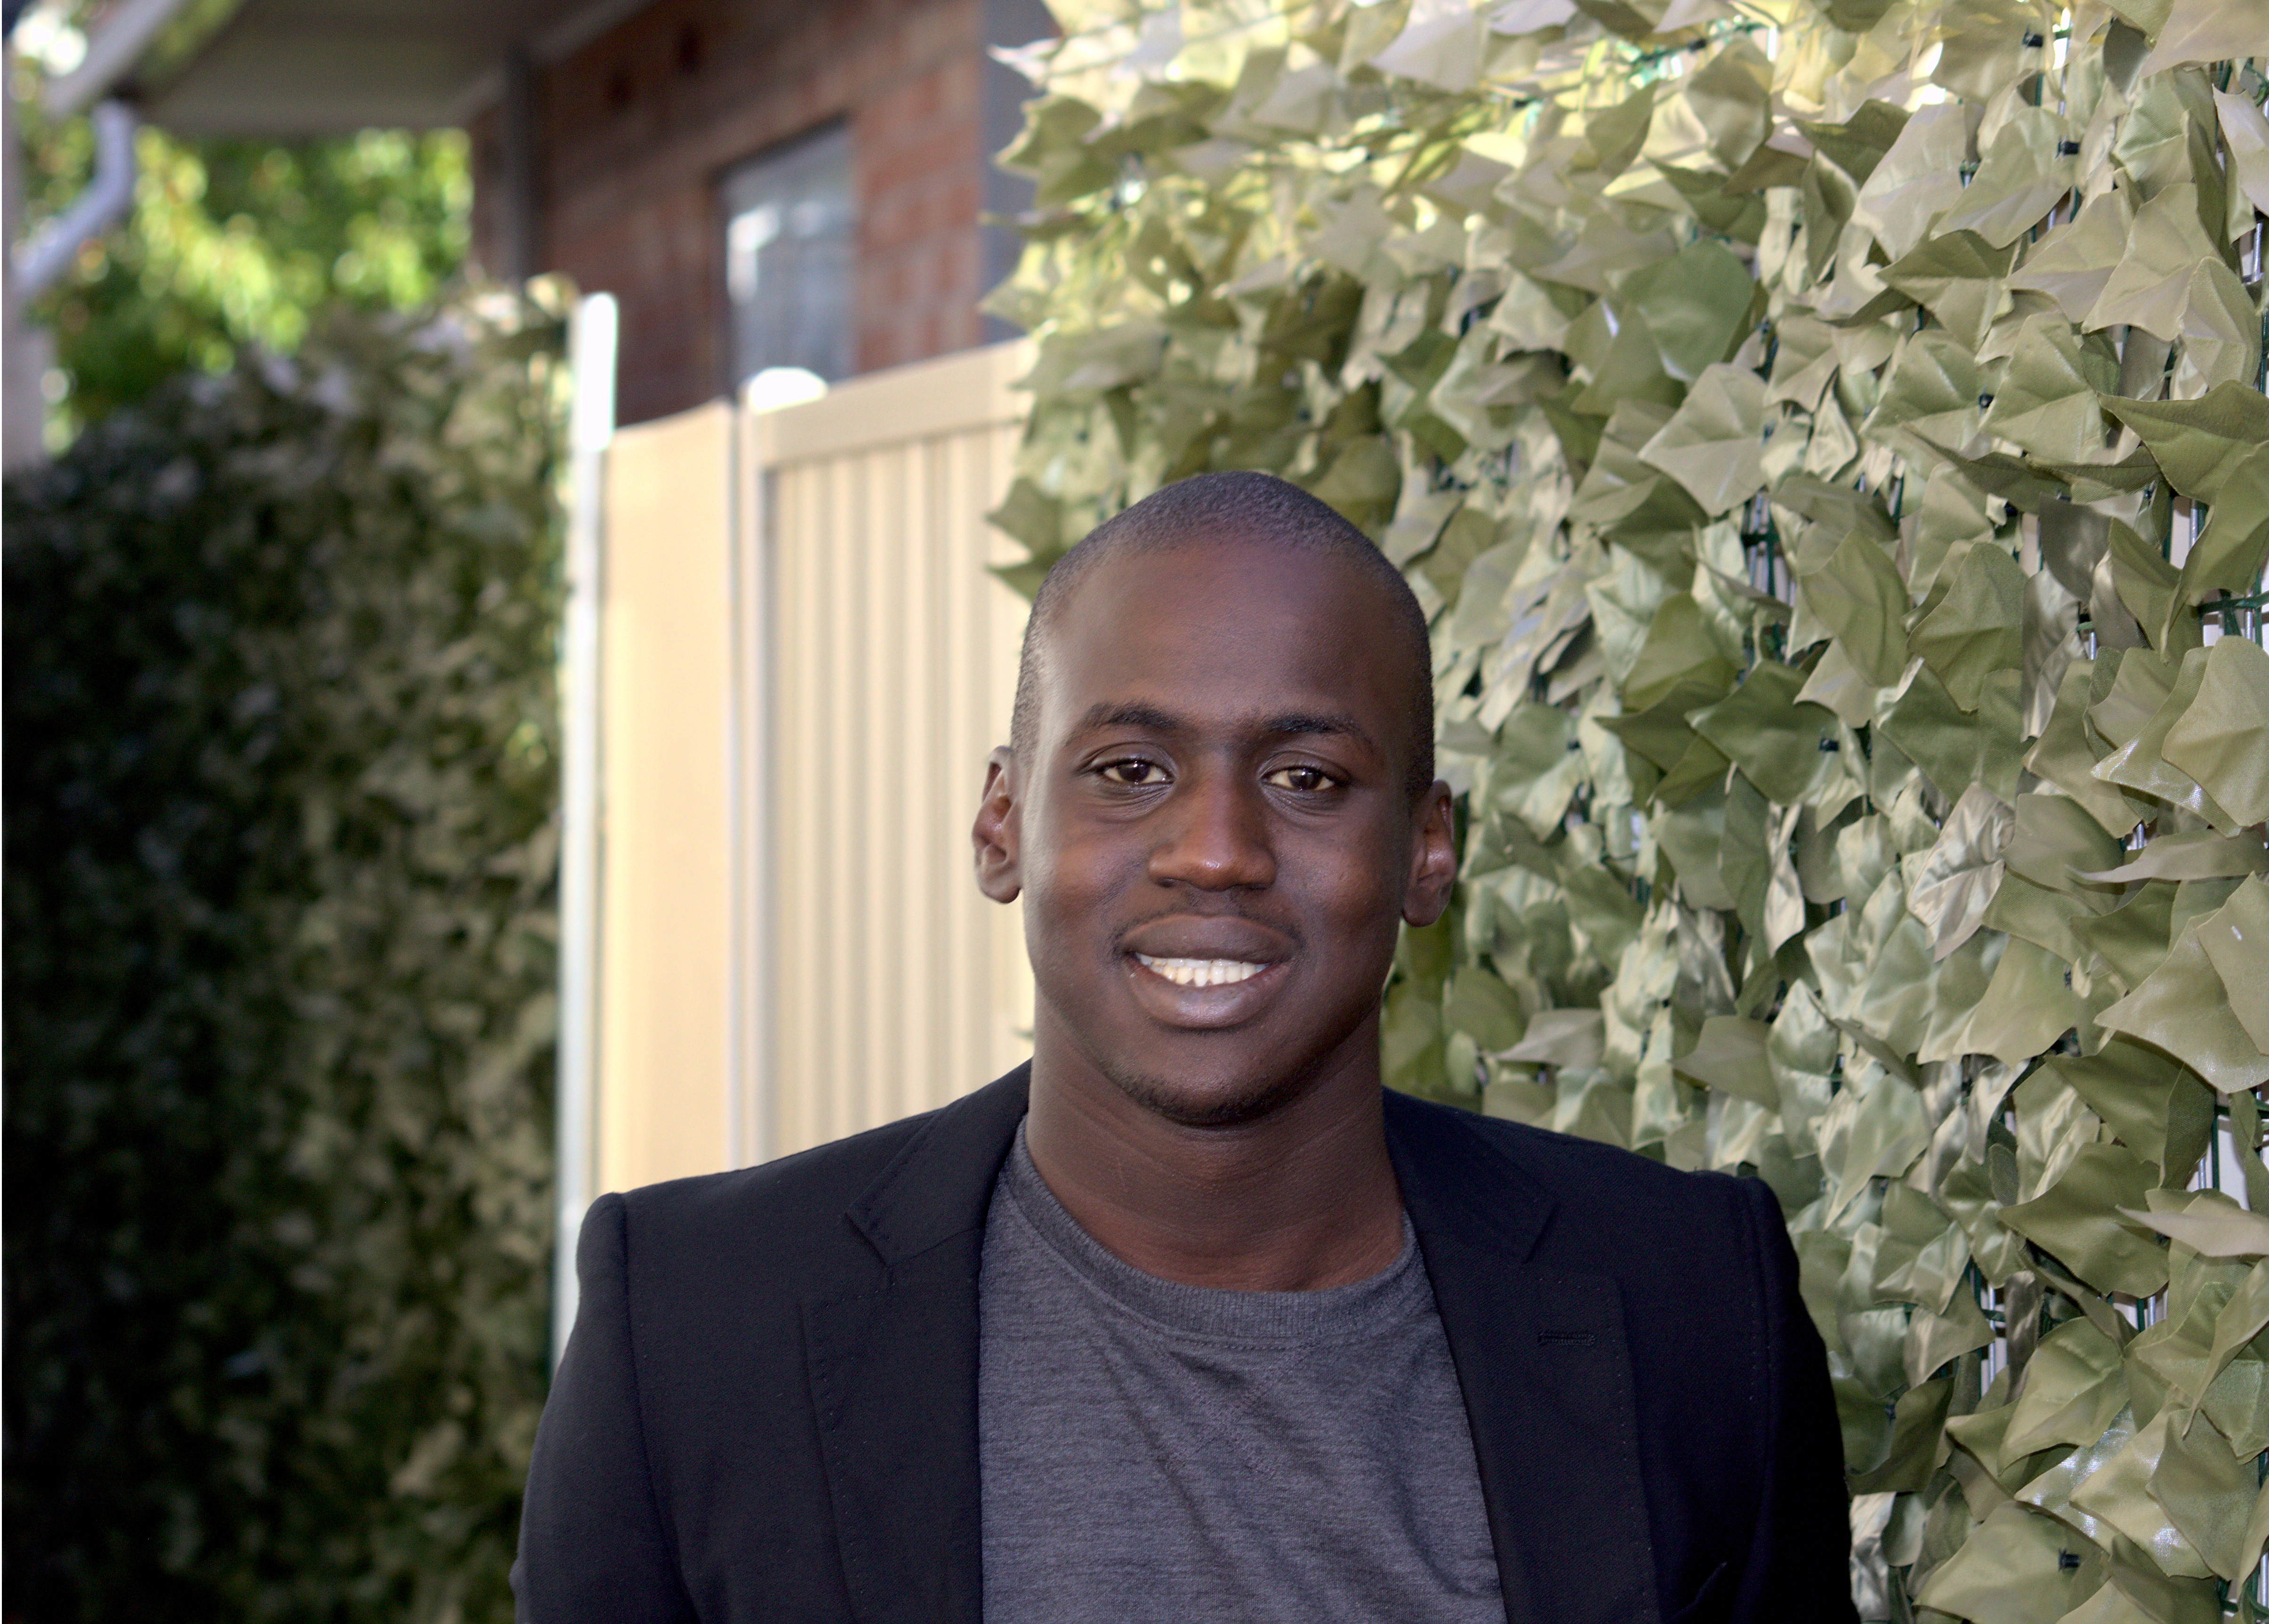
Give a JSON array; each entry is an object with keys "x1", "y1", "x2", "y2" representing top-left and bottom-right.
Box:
[{"x1": 514, "y1": 1066, "x2": 1856, "y2": 1624}]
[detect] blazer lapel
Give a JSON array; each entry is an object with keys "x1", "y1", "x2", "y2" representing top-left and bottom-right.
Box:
[
  {"x1": 802, "y1": 1067, "x2": 1030, "y2": 1624},
  {"x1": 1385, "y1": 1093, "x2": 1663, "y2": 1624}
]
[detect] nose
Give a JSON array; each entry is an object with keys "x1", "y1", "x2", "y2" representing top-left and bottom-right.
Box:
[{"x1": 1147, "y1": 764, "x2": 1275, "y2": 892}]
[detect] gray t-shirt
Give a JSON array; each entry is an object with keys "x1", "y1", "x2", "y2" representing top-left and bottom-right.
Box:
[{"x1": 977, "y1": 1123, "x2": 1505, "y2": 1623}]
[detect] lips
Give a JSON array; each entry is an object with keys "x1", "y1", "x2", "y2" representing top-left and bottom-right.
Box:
[
  {"x1": 1116, "y1": 917, "x2": 1294, "y2": 1025},
  {"x1": 1118, "y1": 916, "x2": 1292, "y2": 967}
]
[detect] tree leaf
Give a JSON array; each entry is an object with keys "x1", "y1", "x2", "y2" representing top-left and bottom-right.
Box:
[
  {"x1": 1637, "y1": 363, "x2": 1767, "y2": 514},
  {"x1": 2084, "y1": 185, "x2": 2222, "y2": 341},
  {"x1": 1912, "y1": 541, "x2": 2027, "y2": 713},
  {"x1": 2160, "y1": 638, "x2": 2269, "y2": 828},
  {"x1": 2098, "y1": 912, "x2": 2269, "y2": 1093}
]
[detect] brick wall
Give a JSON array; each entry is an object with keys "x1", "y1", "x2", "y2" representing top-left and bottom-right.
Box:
[{"x1": 472, "y1": 0, "x2": 1047, "y2": 426}]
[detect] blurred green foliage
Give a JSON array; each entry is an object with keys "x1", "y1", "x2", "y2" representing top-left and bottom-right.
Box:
[
  {"x1": 3, "y1": 284, "x2": 565, "y2": 1623},
  {"x1": 14, "y1": 32, "x2": 471, "y2": 432}
]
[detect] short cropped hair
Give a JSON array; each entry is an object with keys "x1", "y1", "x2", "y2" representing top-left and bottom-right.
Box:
[{"x1": 1009, "y1": 471, "x2": 1436, "y2": 804}]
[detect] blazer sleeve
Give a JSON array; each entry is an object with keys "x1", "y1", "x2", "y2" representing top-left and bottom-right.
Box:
[
  {"x1": 513, "y1": 1192, "x2": 696, "y2": 1624},
  {"x1": 1730, "y1": 1177, "x2": 1860, "y2": 1624}
]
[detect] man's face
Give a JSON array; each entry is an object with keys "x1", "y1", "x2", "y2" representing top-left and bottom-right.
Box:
[{"x1": 974, "y1": 535, "x2": 1455, "y2": 1126}]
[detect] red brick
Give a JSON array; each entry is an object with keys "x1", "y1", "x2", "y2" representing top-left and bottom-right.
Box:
[{"x1": 469, "y1": 0, "x2": 1012, "y2": 422}]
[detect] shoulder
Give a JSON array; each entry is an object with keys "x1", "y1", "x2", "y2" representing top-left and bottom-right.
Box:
[
  {"x1": 598, "y1": 1110, "x2": 937, "y2": 1311},
  {"x1": 600, "y1": 1065, "x2": 1032, "y2": 1306},
  {"x1": 619, "y1": 1108, "x2": 935, "y2": 1233},
  {"x1": 1483, "y1": 1107, "x2": 1758, "y2": 1225},
  {"x1": 1392, "y1": 1092, "x2": 1800, "y2": 1450},
  {"x1": 1387, "y1": 1088, "x2": 1771, "y2": 1279}
]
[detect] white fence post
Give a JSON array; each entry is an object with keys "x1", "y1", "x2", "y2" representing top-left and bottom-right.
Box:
[{"x1": 553, "y1": 292, "x2": 616, "y2": 1370}]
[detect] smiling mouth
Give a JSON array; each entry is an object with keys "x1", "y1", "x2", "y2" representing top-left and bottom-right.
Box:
[{"x1": 1132, "y1": 954, "x2": 1270, "y2": 988}]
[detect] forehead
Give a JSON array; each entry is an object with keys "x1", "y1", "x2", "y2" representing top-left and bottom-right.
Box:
[{"x1": 1038, "y1": 536, "x2": 1410, "y2": 736}]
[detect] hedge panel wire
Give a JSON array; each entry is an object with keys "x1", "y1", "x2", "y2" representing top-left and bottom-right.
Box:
[
  {"x1": 989, "y1": 0, "x2": 2269, "y2": 1615},
  {"x1": 3, "y1": 286, "x2": 565, "y2": 1623}
]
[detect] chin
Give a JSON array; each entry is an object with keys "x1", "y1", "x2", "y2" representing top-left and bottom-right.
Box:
[{"x1": 1104, "y1": 1055, "x2": 1311, "y2": 1128}]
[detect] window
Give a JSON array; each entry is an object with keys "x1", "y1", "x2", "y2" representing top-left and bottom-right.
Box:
[{"x1": 720, "y1": 123, "x2": 855, "y2": 390}]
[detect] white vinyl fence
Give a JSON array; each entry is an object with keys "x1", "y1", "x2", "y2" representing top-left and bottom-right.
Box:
[{"x1": 554, "y1": 322, "x2": 1034, "y2": 1353}]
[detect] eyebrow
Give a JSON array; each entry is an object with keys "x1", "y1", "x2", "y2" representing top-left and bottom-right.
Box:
[
  {"x1": 1073, "y1": 701, "x2": 1378, "y2": 753},
  {"x1": 1078, "y1": 702, "x2": 1183, "y2": 734}
]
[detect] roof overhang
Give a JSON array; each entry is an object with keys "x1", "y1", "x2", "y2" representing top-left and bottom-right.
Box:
[{"x1": 99, "y1": 0, "x2": 658, "y2": 135}]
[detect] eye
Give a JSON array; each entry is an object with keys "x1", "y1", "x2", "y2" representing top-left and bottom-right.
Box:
[
  {"x1": 1263, "y1": 764, "x2": 1337, "y2": 794},
  {"x1": 1096, "y1": 757, "x2": 1169, "y2": 787}
]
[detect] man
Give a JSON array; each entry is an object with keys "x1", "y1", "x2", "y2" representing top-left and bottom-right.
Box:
[{"x1": 514, "y1": 472, "x2": 1856, "y2": 1623}]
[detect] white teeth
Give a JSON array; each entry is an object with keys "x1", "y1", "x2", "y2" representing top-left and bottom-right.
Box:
[{"x1": 1134, "y1": 954, "x2": 1265, "y2": 988}]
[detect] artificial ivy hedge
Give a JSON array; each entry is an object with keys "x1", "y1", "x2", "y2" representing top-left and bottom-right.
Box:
[
  {"x1": 991, "y1": 0, "x2": 2269, "y2": 1616},
  {"x1": 4, "y1": 288, "x2": 565, "y2": 1622}
]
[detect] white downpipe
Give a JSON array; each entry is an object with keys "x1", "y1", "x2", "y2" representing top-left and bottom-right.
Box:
[
  {"x1": 553, "y1": 292, "x2": 616, "y2": 1369},
  {"x1": 11, "y1": 99, "x2": 135, "y2": 302}
]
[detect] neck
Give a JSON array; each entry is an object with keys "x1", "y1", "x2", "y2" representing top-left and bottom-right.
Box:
[{"x1": 1022, "y1": 1027, "x2": 1404, "y2": 1292}]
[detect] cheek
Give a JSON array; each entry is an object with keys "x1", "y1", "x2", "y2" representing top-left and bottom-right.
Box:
[
  {"x1": 1017, "y1": 821, "x2": 1134, "y2": 938},
  {"x1": 1304, "y1": 836, "x2": 1411, "y2": 944}
]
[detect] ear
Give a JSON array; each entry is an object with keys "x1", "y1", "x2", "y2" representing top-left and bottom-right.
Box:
[
  {"x1": 1400, "y1": 780, "x2": 1458, "y2": 928},
  {"x1": 973, "y1": 746, "x2": 1023, "y2": 904}
]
